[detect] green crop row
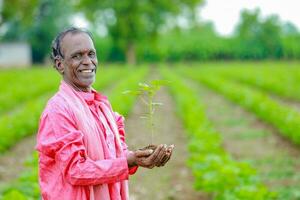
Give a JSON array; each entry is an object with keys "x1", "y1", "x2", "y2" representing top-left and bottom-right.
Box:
[
  {"x1": 109, "y1": 67, "x2": 149, "y2": 115},
  {"x1": 0, "y1": 153, "x2": 40, "y2": 200},
  {"x1": 181, "y1": 68, "x2": 300, "y2": 146},
  {"x1": 0, "y1": 69, "x2": 60, "y2": 113},
  {"x1": 0, "y1": 67, "x2": 149, "y2": 199},
  {"x1": 0, "y1": 67, "x2": 127, "y2": 154},
  {"x1": 0, "y1": 66, "x2": 128, "y2": 114},
  {"x1": 211, "y1": 65, "x2": 300, "y2": 101},
  {"x1": 0, "y1": 68, "x2": 50, "y2": 93},
  {"x1": 160, "y1": 67, "x2": 274, "y2": 200}
]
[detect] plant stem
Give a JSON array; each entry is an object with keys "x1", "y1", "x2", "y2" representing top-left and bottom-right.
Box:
[{"x1": 149, "y1": 94, "x2": 154, "y2": 144}]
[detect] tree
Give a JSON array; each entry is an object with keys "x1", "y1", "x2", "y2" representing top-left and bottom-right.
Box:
[
  {"x1": 1, "y1": 0, "x2": 72, "y2": 63},
  {"x1": 234, "y1": 9, "x2": 283, "y2": 59},
  {"x1": 28, "y1": 0, "x2": 72, "y2": 63},
  {"x1": 282, "y1": 22, "x2": 299, "y2": 36},
  {"x1": 75, "y1": 0, "x2": 203, "y2": 64},
  {"x1": 1, "y1": 0, "x2": 39, "y2": 26},
  {"x1": 1, "y1": 0, "x2": 39, "y2": 41},
  {"x1": 281, "y1": 22, "x2": 300, "y2": 59}
]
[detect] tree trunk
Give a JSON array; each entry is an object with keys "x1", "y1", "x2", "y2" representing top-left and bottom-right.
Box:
[{"x1": 126, "y1": 42, "x2": 136, "y2": 65}]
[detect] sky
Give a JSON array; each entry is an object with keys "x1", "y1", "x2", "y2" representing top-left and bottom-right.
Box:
[{"x1": 198, "y1": 0, "x2": 300, "y2": 36}]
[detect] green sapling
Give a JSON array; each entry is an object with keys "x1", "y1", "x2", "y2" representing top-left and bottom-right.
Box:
[{"x1": 123, "y1": 80, "x2": 169, "y2": 145}]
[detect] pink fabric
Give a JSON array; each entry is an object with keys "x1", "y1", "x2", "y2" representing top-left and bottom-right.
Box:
[{"x1": 36, "y1": 81, "x2": 138, "y2": 200}]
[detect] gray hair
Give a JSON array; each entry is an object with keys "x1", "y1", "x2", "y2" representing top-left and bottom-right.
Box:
[{"x1": 51, "y1": 27, "x2": 94, "y2": 64}]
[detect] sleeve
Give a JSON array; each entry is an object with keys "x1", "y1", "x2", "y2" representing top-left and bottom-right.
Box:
[
  {"x1": 114, "y1": 111, "x2": 138, "y2": 175},
  {"x1": 36, "y1": 104, "x2": 130, "y2": 186}
]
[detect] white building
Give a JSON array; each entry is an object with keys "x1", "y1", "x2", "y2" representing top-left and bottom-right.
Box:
[{"x1": 0, "y1": 43, "x2": 32, "y2": 68}]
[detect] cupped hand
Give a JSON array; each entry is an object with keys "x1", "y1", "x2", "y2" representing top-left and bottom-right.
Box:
[
  {"x1": 126, "y1": 148, "x2": 153, "y2": 168},
  {"x1": 128, "y1": 144, "x2": 174, "y2": 169},
  {"x1": 155, "y1": 144, "x2": 174, "y2": 167},
  {"x1": 134, "y1": 144, "x2": 166, "y2": 169}
]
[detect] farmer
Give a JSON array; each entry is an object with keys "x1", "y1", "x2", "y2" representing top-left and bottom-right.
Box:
[{"x1": 35, "y1": 27, "x2": 174, "y2": 200}]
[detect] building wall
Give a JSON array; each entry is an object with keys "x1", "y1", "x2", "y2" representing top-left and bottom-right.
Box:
[{"x1": 0, "y1": 43, "x2": 32, "y2": 68}]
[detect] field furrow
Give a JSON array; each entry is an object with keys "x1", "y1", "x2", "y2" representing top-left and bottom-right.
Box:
[{"x1": 188, "y1": 81, "x2": 300, "y2": 199}]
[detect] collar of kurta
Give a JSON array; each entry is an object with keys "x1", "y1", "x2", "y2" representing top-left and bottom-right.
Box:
[{"x1": 62, "y1": 81, "x2": 108, "y2": 105}]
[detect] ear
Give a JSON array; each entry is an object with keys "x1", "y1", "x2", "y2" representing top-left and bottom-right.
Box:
[{"x1": 55, "y1": 57, "x2": 64, "y2": 75}]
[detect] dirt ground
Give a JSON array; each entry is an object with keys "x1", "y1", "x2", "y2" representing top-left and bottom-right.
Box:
[
  {"x1": 125, "y1": 86, "x2": 208, "y2": 200},
  {"x1": 0, "y1": 134, "x2": 36, "y2": 188},
  {"x1": 0, "y1": 82, "x2": 206, "y2": 199},
  {"x1": 190, "y1": 82, "x2": 300, "y2": 199}
]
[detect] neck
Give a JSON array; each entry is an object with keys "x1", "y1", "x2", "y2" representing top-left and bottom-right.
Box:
[{"x1": 63, "y1": 79, "x2": 91, "y2": 93}]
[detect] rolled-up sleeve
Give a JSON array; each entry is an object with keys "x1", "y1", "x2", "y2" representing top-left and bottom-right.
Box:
[{"x1": 36, "y1": 105, "x2": 129, "y2": 186}]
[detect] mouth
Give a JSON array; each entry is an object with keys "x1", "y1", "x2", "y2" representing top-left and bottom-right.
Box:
[{"x1": 78, "y1": 69, "x2": 95, "y2": 73}]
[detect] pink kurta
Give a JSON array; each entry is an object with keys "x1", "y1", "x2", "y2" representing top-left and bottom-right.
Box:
[{"x1": 36, "y1": 81, "x2": 137, "y2": 200}]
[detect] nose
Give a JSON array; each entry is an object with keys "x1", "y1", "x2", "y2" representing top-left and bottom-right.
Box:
[{"x1": 81, "y1": 54, "x2": 93, "y2": 65}]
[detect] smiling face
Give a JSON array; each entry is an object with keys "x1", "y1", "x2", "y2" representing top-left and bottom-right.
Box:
[{"x1": 56, "y1": 32, "x2": 98, "y2": 92}]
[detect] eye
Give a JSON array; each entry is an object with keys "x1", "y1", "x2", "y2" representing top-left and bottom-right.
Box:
[
  {"x1": 72, "y1": 53, "x2": 82, "y2": 60},
  {"x1": 89, "y1": 51, "x2": 96, "y2": 58}
]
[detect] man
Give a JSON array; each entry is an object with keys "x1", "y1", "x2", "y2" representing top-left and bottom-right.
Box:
[{"x1": 36, "y1": 27, "x2": 173, "y2": 200}]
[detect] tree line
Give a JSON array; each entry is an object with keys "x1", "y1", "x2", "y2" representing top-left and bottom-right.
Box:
[{"x1": 1, "y1": 0, "x2": 299, "y2": 64}]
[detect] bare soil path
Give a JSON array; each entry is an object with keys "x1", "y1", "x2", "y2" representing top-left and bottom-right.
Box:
[
  {"x1": 188, "y1": 81, "x2": 300, "y2": 199},
  {"x1": 125, "y1": 85, "x2": 208, "y2": 200},
  {"x1": 0, "y1": 135, "x2": 36, "y2": 188}
]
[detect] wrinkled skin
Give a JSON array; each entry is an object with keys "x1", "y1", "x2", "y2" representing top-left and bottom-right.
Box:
[
  {"x1": 55, "y1": 32, "x2": 98, "y2": 92},
  {"x1": 127, "y1": 144, "x2": 174, "y2": 168},
  {"x1": 55, "y1": 32, "x2": 174, "y2": 169}
]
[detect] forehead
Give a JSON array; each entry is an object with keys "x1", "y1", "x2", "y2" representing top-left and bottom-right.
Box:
[{"x1": 61, "y1": 32, "x2": 95, "y2": 55}]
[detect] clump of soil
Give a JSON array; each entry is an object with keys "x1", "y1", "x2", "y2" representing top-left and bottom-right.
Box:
[{"x1": 139, "y1": 144, "x2": 157, "y2": 152}]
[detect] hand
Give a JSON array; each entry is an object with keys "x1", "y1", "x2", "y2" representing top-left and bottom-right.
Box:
[
  {"x1": 155, "y1": 144, "x2": 174, "y2": 167},
  {"x1": 126, "y1": 149, "x2": 153, "y2": 168},
  {"x1": 134, "y1": 144, "x2": 167, "y2": 169}
]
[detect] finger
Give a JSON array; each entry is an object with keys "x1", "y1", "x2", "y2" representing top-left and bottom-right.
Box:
[
  {"x1": 156, "y1": 144, "x2": 174, "y2": 166},
  {"x1": 157, "y1": 153, "x2": 170, "y2": 167},
  {"x1": 148, "y1": 144, "x2": 163, "y2": 163},
  {"x1": 135, "y1": 149, "x2": 154, "y2": 158},
  {"x1": 156, "y1": 153, "x2": 169, "y2": 167},
  {"x1": 161, "y1": 153, "x2": 171, "y2": 166},
  {"x1": 153, "y1": 144, "x2": 167, "y2": 165},
  {"x1": 165, "y1": 144, "x2": 174, "y2": 154},
  {"x1": 161, "y1": 148, "x2": 174, "y2": 166}
]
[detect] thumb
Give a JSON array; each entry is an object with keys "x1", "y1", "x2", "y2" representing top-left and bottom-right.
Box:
[{"x1": 135, "y1": 149, "x2": 154, "y2": 157}]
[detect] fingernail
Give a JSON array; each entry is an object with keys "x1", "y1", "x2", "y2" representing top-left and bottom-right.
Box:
[{"x1": 148, "y1": 149, "x2": 153, "y2": 154}]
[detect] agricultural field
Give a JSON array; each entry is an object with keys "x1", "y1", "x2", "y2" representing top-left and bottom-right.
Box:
[{"x1": 0, "y1": 62, "x2": 300, "y2": 200}]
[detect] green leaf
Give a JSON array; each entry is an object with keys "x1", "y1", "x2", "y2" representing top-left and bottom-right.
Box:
[
  {"x1": 152, "y1": 102, "x2": 163, "y2": 106},
  {"x1": 122, "y1": 90, "x2": 141, "y2": 95}
]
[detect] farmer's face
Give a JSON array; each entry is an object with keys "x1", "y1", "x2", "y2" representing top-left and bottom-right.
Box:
[{"x1": 59, "y1": 32, "x2": 98, "y2": 92}]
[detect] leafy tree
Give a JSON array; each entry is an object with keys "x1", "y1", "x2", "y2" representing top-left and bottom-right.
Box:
[
  {"x1": 1, "y1": 0, "x2": 72, "y2": 63},
  {"x1": 234, "y1": 9, "x2": 283, "y2": 59},
  {"x1": 281, "y1": 22, "x2": 300, "y2": 59},
  {"x1": 1, "y1": 0, "x2": 39, "y2": 41},
  {"x1": 75, "y1": 0, "x2": 203, "y2": 64},
  {"x1": 28, "y1": 0, "x2": 72, "y2": 63},
  {"x1": 260, "y1": 15, "x2": 283, "y2": 58},
  {"x1": 1, "y1": 0, "x2": 39, "y2": 26},
  {"x1": 282, "y1": 22, "x2": 299, "y2": 36}
]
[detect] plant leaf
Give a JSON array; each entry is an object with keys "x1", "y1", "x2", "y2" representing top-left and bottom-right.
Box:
[
  {"x1": 152, "y1": 102, "x2": 163, "y2": 106},
  {"x1": 122, "y1": 90, "x2": 141, "y2": 95}
]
